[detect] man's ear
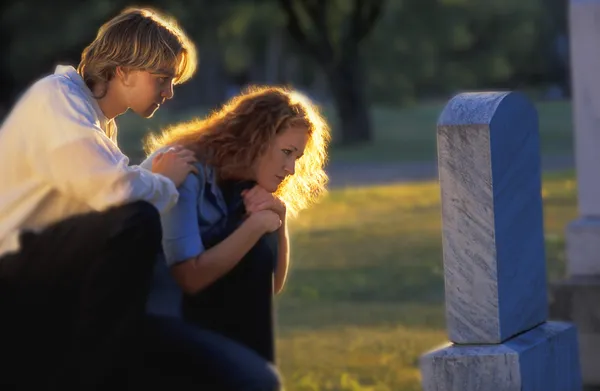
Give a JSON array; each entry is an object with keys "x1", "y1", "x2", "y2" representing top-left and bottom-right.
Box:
[{"x1": 115, "y1": 66, "x2": 133, "y2": 86}]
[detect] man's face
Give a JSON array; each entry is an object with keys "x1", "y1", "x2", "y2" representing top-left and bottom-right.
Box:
[{"x1": 122, "y1": 68, "x2": 175, "y2": 118}]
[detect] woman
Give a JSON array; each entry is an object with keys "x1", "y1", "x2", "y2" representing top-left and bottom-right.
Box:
[{"x1": 139, "y1": 85, "x2": 330, "y2": 389}]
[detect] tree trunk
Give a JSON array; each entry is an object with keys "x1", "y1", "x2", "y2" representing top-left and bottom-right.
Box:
[{"x1": 326, "y1": 56, "x2": 372, "y2": 145}]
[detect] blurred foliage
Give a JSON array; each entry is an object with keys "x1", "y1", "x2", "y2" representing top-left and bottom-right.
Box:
[
  {"x1": 364, "y1": 0, "x2": 562, "y2": 105},
  {"x1": 1, "y1": 0, "x2": 567, "y2": 128}
]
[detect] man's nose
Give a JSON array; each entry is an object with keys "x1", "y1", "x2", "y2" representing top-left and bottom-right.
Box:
[{"x1": 162, "y1": 82, "x2": 174, "y2": 100}]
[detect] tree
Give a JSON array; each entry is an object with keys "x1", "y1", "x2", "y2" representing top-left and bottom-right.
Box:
[{"x1": 277, "y1": 0, "x2": 384, "y2": 145}]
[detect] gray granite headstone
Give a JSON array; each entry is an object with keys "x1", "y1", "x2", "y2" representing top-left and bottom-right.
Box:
[
  {"x1": 437, "y1": 91, "x2": 547, "y2": 344},
  {"x1": 421, "y1": 322, "x2": 580, "y2": 391},
  {"x1": 419, "y1": 91, "x2": 582, "y2": 391}
]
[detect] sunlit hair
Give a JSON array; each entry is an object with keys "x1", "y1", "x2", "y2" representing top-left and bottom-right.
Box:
[
  {"x1": 77, "y1": 6, "x2": 197, "y2": 97},
  {"x1": 145, "y1": 85, "x2": 331, "y2": 217}
]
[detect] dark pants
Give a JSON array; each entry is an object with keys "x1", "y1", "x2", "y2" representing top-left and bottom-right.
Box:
[
  {"x1": 139, "y1": 314, "x2": 281, "y2": 391},
  {"x1": 137, "y1": 244, "x2": 281, "y2": 391},
  {"x1": 0, "y1": 201, "x2": 161, "y2": 391},
  {"x1": 181, "y1": 230, "x2": 278, "y2": 363}
]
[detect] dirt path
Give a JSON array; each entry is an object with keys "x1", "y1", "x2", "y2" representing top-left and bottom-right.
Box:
[{"x1": 325, "y1": 155, "x2": 575, "y2": 189}]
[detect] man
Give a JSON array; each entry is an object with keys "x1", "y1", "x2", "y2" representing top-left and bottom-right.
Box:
[{"x1": 0, "y1": 7, "x2": 198, "y2": 390}]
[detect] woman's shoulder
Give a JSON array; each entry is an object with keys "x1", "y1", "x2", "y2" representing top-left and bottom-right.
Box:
[
  {"x1": 141, "y1": 147, "x2": 210, "y2": 171},
  {"x1": 142, "y1": 148, "x2": 218, "y2": 188}
]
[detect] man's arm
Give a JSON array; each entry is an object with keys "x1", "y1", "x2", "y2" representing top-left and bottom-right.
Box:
[
  {"x1": 34, "y1": 78, "x2": 180, "y2": 213},
  {"x1": 43, "y1": 137, "x2": 178, "y2": 213}
]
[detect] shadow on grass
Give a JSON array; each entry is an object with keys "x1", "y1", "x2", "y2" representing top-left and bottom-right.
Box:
[
  {"x1": 283, "y1": 264, "x2": 444, "y2": 304},
  {"x1": 275, "y1": 299, "x2": 447, "y2": 334}
]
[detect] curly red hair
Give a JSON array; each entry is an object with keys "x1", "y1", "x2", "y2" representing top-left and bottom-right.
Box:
[{"x1": 144, "y1": 85, "x2": 331, "y2": 217}]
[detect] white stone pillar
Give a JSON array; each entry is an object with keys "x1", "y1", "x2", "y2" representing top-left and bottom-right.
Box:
[
  {"x1": 549, "y1": 1, "x2": 600, "y2": 387},
  {"x1": 565, "y1": 0, "x2": 600, "y2": 277}
]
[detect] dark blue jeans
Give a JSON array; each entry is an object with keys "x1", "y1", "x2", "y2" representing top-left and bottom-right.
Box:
[{"x1": 139, "y1": 314, "x2": 281, "y2": 391}]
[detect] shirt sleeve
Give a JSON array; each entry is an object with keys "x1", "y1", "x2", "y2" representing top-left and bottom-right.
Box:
[
  {"x1": 160, "y1": 167, "x2": 206, "y2": 267},
  {"x1": 31, "y1": 76, "x2": 179, "y2": 213},
  {"x1": 43, "y1": 138, "x2": 179, "y2": 213}
]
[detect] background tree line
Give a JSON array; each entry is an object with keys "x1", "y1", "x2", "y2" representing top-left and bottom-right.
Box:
[{"x1": 0, "y1": 0, "x2": 568, "y2": 144}]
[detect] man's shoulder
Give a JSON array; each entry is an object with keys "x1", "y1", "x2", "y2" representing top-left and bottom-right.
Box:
[
  {"x1": 37, "y1": 73, "x2": 91, "y2": 104},
  {"x1": 1, "y1": 70, "x2": 107, "y2": 148},
  {"x1": 1, "y1": 73, "x2": 88, "y2": 130},
  {"x1": 14, "y1": 72, "x2": 93, "y2": 118},
  {"x1": 8, "y1": 73, "x2": 57, "y2": 109}
]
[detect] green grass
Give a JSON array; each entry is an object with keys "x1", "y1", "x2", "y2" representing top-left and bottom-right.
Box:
[
  {"x1": 274, "y1": 170, "x2": 578, "y2": 391},
  {"x1": 115, "y1": 99, "x2": 574, "y2": 165},
  {"x1": 328, "y1": 100, "x2": 574, "y2": 163}
]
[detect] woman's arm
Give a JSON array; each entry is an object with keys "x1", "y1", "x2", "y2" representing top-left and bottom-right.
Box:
[
  {"x1": 157, "y1": 167, "x2": 280, "y2": 295},
  {"x1": 274, "y1": 218, "x2": 290, "y2": 294},
  {"x1": 171, "y1": 211, "x2": 278, "y2": 295},
  {"x1": 240, "y1": 184, "x2": 290, "y2": 294}
]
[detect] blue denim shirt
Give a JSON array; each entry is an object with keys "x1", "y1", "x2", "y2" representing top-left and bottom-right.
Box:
[{"x1": 140, "y1": 153, "x2": 227, "y2": 318}]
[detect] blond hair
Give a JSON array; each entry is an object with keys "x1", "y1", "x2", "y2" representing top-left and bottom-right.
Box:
[
  {"x1": 77, "y1": 6, "x2": 197, "y2": 97},
  {"x1": 145, "y1": 86, "x2": 330, "y2": 217}
]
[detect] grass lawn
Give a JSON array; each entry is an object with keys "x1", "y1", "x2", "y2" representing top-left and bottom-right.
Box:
[
  {"x1": 274, "y1": 170, "x2": 578, "y2": 391},
  {"x1": 115, "y1": 99, "x2": 574, "y2": 165}
]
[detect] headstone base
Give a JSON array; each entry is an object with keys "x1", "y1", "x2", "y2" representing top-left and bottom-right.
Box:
[
  {"x1": 550, "y1": 275, "x2": 600, "y2": 386},
  {"x1": 419, "y1": 321, "x2": 582, "y2": 391}
]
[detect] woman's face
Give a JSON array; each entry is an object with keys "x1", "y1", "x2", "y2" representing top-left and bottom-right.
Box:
[{"x1": 253, "y1": 126, "x2": 309, "y2": 192}]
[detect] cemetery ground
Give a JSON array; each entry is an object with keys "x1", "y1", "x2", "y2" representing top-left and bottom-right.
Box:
[
  {"x1": 118, "y1": 98, "x2": 578, "y2": 390},
  {"x1": 275, "y1": 169, "x2": 576, "y2": 391}
]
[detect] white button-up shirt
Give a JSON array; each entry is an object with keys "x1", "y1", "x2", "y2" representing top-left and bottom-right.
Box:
[{"x1": 0, "y1": 65, "x2": 179, "y2": 257}]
